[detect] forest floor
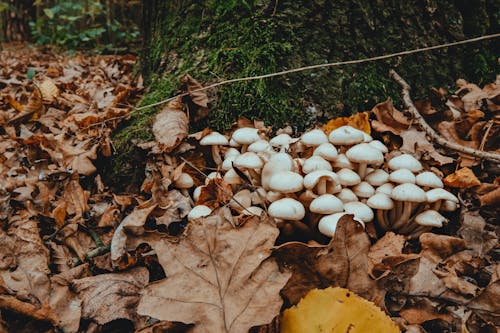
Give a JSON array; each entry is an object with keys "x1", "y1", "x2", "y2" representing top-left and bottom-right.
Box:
[{"x1": 0, "y1": 45, "x2": 499, "y2": 333}]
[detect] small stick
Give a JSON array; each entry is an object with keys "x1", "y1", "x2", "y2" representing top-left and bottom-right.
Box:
[{"x1": 389, "y1": 70, "x2": 500, "y2": 163}]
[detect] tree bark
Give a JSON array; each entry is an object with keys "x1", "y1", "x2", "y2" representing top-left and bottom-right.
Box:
[{"x1": 136, "y1": 0, "x2": 499, "y2": 133}]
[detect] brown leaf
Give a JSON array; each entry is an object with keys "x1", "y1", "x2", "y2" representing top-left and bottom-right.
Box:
[
  {"x1": 443, "y1": 167, "x2": 481, "y2": 188},
  {"x1": 196, "y1": 178, "x2": 233, "y2": 209},
  {"x1": 181, "y1": 74, "x2": 208, "y2": 108},
  {"x1": 72, "y1": 267, "x2": 149, "y2": 325},
  {"x1": 152, "y1": 101, "x2": 188, "y2": 153},
  {"x1": 467, "y1": 280, "x2": 500, "y2": 327},
  {"x1": 371, "y1": 99, "x2": 411, "y2": 135},
  {"x1": 110, "y1": 202, "x2": 157, "y2": 264},
  {"x1": 478, "y1": 186, "x2": 500, "y2": 207},
  {"x1": 457, "y1": 210, "x2": 497, "y2": 256},
  {"x1": 368, "y1": 232, "x2": 406, "y2": 278},
  {"x1": 137, "y1": 208, "x2": 290, "y2": 333},
  {"x1": 155, "y1": 190, "x2": 192, "y2": 227},
  {"x1": 275, "y1": 216, "x2": 381, "y2": 305},
  {"x1": 399, "y1": 128, "x2": 454, "y2": 165},
  {"x1": 400, "y1": 298, "x2": 454, "y2": 325}
]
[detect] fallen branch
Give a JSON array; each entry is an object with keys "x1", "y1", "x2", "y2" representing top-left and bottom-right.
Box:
[{"x1": 390, "y1": 69, "x2": 500, "y2": 164}]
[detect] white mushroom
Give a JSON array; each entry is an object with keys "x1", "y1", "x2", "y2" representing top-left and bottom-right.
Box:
[
  {"x1": 310, "y1": 194, "x2": 344, "y2": 215},
  {"x1": 188, "y1": 205, "x2": 212, "y2": 221},
  {"x1": 200, "y1": 131, "x2": 229, "y2": 166},
  {"x1": 318, "y1": 212, "x2": 349, "y2": 237},
  {"x1": 346, "y1": 143, "x2": 384, "y2": 179}
]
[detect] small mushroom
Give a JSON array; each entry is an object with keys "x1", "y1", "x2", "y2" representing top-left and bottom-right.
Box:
[
  {"x1": 336, "y1": 188, "x2": 359, "y2": 203},
  {"x1": 188, "y1": 205, "x2": 212, "y2": 221},
  {"x1": 310, "y1": 194, "x2": 344, "y2": 215},
  {"x1": 388, "y1": 154, "x2": 423, "y2": 173},
  {"x1": 200, "y1": 131, "x2": 229, "y2": 166},
  {"x1": 301, "y1": 129, "x2": 329, "y2": 147},
  {"x1": 390, "y1": 183, "x2": 427, "y2": 230},
  {"x1": 318, "y1": 212, "x2": 349, "y2": 237},
  {"x1": 346, "y1": 143, "x2": 384, "y2": 179},
  {"x1": 231, "y1": 127, "x2": 261, "y2": 152},
  {"x1": 366, "y1": 193, "x2": 394, "y2": 231}
]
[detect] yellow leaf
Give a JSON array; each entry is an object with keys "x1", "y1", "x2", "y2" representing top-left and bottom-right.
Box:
[
  {"x1": 281, "y1": 287, "x2": 400, "y2": 333},
  {"x1": 443, "y1": 167, "x2": 481, "y2": 188},
  {"x1": 39, "y1": 78, "x2": 59, "y2": 103},
  {"x1": 323, "y1": 111, "x2": 371, "y2": 135}
]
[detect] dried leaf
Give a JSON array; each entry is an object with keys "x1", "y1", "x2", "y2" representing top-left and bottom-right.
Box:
[
  {"x1": 371, "y1": 100, "x2": 411, "y2": 135},
  {"x1": 323, "y1": 111, "x2": 371, "y2": 135},
  {"x1": 275, "y1": 216, "x2": 381, "y2": 305},
  {"x1": 457, "y1": 210, "x2": 497, "y2": 256},
  {"x1": 72, "y1": 267, "x2": 149, "y2": 325},
  {"x1": 368, "y1": 232, "x2": 406, "y2": 278},
  {"x1": 400, "y1": 128, "x2": 454, "y2": 165},
  {"x1": 137, "y1": 208, "x2": 290, "y2": 333},
  {"x1": 196, "y1": 178, "x2": 233, "y2": 209},
  {"x1": 39, "y1": 78, "x2": 59, "y2": 103},
  {"x1": 399, "y1": 298, "x2": 454, "y2": 325},
  {"x1": 152, "y1": 101, "x2": 188, "y2": 153},
  {"x1": 444, "y1": 167, "x2": 481, "y2": 188}
]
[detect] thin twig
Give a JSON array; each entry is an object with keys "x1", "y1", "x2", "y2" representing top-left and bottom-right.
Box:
[{"x1": 390, "y1": 69, "x2": 500, "y2": 164}]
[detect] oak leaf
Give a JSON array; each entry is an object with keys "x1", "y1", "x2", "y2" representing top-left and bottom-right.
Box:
[{"x1": 137, "y1": 208, "x2": 290, "y2": 333}]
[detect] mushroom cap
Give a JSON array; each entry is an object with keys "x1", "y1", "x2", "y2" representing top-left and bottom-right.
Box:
[
  {"x1": 175, "y1": 173, "x2": 194, "y2": 188},
  {"x1": 376, "y1": 183, "x2": 394, "y2": 195},
  {"x1": 269, "y1": 171, "x2": 304, "y2": 193},
  {"x1": 441, "y1": 199, "x2": 459, "y2": 212},
  {"x1": 336, "y1": 188, "x2": 359, "y2": 203},
  {"x1": 188, "y1": 205, "x2": 212, "y2": 221},
  {"x1": 416, "y1": 171, "x2": 443, "y2": 188},
  {"x1": 229, "y1": 137, "x2": 241, "y2": 147},
  {"x1": 368, "y1": 140, "x2": 388, "y2": 153},
  {"x1": 426, "y1": 188, "x2": 459, "y2": 203},
  {"x1": 389, "y1": 169, "x2": 416, "y2": 184},
  {"x1": 344, "y1": 201, "x2": 374, "y2": 223},
  {"x1": 224, "y1": 147, "x2": 240, "y2": 159},
  {"x1": 232, "y1": 127, "x2": 260, "y2": 145},
  {"x1": 361, "y1": 132, "x2": 373, "y2": 143},
  {"x1": 391, "y1": 183, "x2": 427, "y2": 202},
  {"x1": 318, "y1": 212, "x2": 348, "y2": 237},
  {"x1": 337, "y1": 168, "x2": 361, "y2": 186},
  {"x1": 242, "y1": 206, "x2": 265, "y2": 216},
  {"x1": 352, "y1": 181, "x2": 375, "y2": 198},
  {"x1": 332, "y1": 154, "x2": 355, "y2": 169},
  {"x1": 221, "y1": 155, "x2": 237, "y2": 171},
  {"x1": 268, "y1": 198, "x2": 305, "y2": 220},
  {"x1": 310, "y1": 194, "x2": 344, "y2": 214},
  {"x1": 302, "y1": 156, "x2": 333, "y2": 174},
  {"x1": 329, "y1": 126, "x2": 365, "y2": 145},
  {"x1": 251, "y1": 187, "x2": 267, "y2": 206},
  {"x1": 261, "y1": 153, "x2": 294, "y2": 190},
  {"x1": 229, "y1": 189, "x2": 252, "y2": 211},
  {"x1": 233, "y1": 152, "x2": 263, "y2": 169},
  {"x1": 388, "y1": 154, "x2": 423, "y2": 172},
  {"x1": 303, "y1": 170, "x2": 340, "y2": 190},
  {"x1": 223, "y1": 168, "x2": 242, "y2": 185},
  {"x1": 270, "y1": 133, "x2": 295, "y2": 150},
  {"x1": 248, "y1": 139, "x2": 271, "y2": 153},
  {"x1": 365, "y1": 169, "x2": 390, "y2": 186},
  {"x1": 414, "y1": 210, "x2": 447, "y2": 227},
  {"x1": 301, "y1": 129, "x2": 329, "y2": 146},
  {"x1": 367, "y1": 193, "x2": 394, "y2": 210},
  {"x1": 346, "y1": 143, "x2": 384, "y2": 165},
  {"x1": 193, "y1": 185, "x2": 202, "y2": 202},
  {"x1": 266, "y1": 190, "x2": 284, "y2": 203},
  {"x1": 200, "y1": 131, "x2": 229, "y2": 146},
  {"x1": 313, "y1": 143, "x2": 338, "y2": 161}
]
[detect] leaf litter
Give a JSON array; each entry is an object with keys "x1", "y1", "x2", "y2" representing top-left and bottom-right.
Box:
[{"x1": 0, "y1": 45, "x2": 499, "y2": 333}]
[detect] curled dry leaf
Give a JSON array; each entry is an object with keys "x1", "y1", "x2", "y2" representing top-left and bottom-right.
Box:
[
  {"x1": 152, "y1": 99, "x2": 189, "y2": 153},
  {"x1": 274, "y1": 215, "x2": 381, "y2": 305},
  {"x1": 155, "y1": 190, "x2": 192, "y2": 227},
  {"x1": 368, "y1": 232, "x2": 406, "y2": 278},
  {"x1": 457, "y1": 210, "x2": 497, "y2": 257},
  {"x1": 196, "y1": 178, "x2": 233, "y2": 209},
  {"x1": 400, "y1": 128, "x2": 454, "y2": 165},
  {"x1": 72, "y1": 267, "x2": 149, "y2": 326},
  {"x1": 371, "y1": 100, "x2": 411, "y2": 135},
  {"x1": 110, "y1": 202, "x2": 157, "y2": 265},
  {"x1": 137, "y1": 208, "x2": 290, "y2": 333}
]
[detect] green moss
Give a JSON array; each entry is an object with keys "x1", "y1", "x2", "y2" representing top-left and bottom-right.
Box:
[{"x1": 108, "y1": 0, "x2": 499, "y2": 187}]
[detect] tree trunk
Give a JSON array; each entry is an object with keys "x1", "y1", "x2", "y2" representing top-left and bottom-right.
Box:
[{"x1": 110, "y1": 0, "x2": 499, "y2": 186}]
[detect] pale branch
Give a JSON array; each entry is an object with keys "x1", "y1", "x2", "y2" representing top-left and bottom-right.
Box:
[{"x1": 389, "y1": 69, "x2": 500, "y2": 164}]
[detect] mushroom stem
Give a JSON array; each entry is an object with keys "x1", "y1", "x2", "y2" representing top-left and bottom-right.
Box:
[
  {"x1": 432, "y1": 200, "x2": 442, "y2": 211},
  {"x1": 241, "y1": 144, "x2": 248, "y2": 153},
  {"x1": 392, "y1": 202, "x2": 412, "y2": 230},
  {"x1": 358, "y1": 163, "x2": 368, "y2": 179},
  {"x1": 317, "y1": 179, "x2": 327, "y2": 195},
  {"x1": 408, "y1": 225, "x2": 433, "y2": 239},
  {"x1": 376, "y1": 209, "x2": 389, "y2": 231},
  {"x1": 211, "y1": 146, "x2": 222, "y2": 166},
  {"x1": 390, "y1": 201, "x2": 403, "y2": 228}
]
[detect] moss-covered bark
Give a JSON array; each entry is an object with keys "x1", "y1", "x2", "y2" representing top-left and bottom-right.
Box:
[{"x1": 110, "y1": 0, "x2": 499, "y2": 186}]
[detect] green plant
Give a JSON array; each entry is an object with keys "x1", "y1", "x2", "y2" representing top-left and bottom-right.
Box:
[{"x1": 29, "y1": 0, "x2": 139, "y2": 50}]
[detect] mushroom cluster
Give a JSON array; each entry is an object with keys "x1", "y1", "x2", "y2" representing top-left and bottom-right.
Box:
[{"x1": 186, "y1": 125, "x2": 458, "y2": 239}]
